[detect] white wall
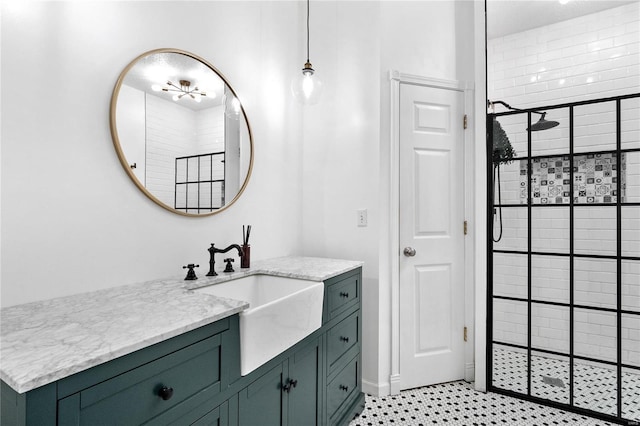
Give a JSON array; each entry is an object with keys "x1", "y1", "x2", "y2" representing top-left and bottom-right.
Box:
[
  {"x1": 488, "y1": 3, "x2": 640, "y2": 369},
  {"x1": 299, "y1": 0, "x2": 478, "y2": 394},
  {"x1": 1, "y1": 1, "x2": 303, "y2": 307}
]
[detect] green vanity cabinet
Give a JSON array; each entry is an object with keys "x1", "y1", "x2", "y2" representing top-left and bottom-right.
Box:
[
  {"x1": 56, "y1": 317, "x2": 240, "y2": 426},
  {"x1": 238, "y1": 337, "x2": 322, "y2": 426},
  {"x1": 1, "y1": 267, "x2": 364, "y2": 426}
]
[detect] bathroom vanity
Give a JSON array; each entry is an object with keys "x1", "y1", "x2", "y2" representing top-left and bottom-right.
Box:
[{"x1": 0, "y1": 257, "x2": 364, "y2": 426}]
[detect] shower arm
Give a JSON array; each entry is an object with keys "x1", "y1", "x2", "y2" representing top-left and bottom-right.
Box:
[{"x1": 488, "y1": 100, "x2": 546, "y2": 118}]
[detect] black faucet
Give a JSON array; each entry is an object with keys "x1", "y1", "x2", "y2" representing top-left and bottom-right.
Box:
[{"x1": 206, "y1": 244, "x2": 244, "y2": 276}]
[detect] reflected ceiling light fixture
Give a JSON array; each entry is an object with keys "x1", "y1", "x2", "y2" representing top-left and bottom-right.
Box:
[
  {"x1": 154, "y1": 79, "x2": 208, "y2": 103},
  {"x1": 488, "y1": 100, "x2": 560, "y2": 131},
  {"x1": 291, "y1": 0, "x2": 323, "y2": 105},
  {"x1": 559, "y1": 0, "x2": 571, "y2": 5}
]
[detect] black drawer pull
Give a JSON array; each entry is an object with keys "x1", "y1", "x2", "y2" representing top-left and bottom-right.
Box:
[
  {"x1": 339, "y1": 292, "x2": 349, "y2": 298},
  {"x1": 158, "y1": 386, "x2": 174, "y2": 401},
  {"x1": 340, "y1": 336, "x2": 350, "y2": 343},
  {"x1": 339, "y1": 385, "x2": 349, "y2": 392},
  {"x1": 283, "y1": 378, "x2": 298, "y2": 393}
]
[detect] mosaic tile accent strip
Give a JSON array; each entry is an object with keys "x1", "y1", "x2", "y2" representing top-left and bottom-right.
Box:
[
  {"x1": 492, "y1": 347, "x2": 640, "y2": 422},
  {"x1": 519, "y1": 152, "x2": 626, "y2": 204},
  {"x1": 349, "y1": 380, "x2": 618, "y2": 426}
]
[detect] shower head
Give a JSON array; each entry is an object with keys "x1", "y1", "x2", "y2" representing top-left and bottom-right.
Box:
[
  {"x1": 527, "y1": 112, "x2": 560, "y2": 132},
  {"x1": 488, "y1": 100, "x2": 560, "y2": 132}
]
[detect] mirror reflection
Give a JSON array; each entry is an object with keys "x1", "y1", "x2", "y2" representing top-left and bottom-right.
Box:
[{"x1": 110, "y1": 49, "x2": 252, "y2": 216}]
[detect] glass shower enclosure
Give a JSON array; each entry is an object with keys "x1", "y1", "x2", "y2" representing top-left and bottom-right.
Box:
[{"x1": 487, "y1": 93, "x2": 640, "y2": 424}]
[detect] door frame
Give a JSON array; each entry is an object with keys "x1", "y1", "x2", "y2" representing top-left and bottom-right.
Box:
[{"x1": 388, "y1": 71, "x2": 475, "y2": 394}]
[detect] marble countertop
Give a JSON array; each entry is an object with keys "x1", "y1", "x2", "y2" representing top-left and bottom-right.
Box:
[{"x1": 0, "y1": 256, "x2": 362, "y2": 394}]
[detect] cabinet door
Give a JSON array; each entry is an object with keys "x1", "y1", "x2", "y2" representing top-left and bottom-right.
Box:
[
  {"x1": 288, "y1": 338, "x2": 322, "y2": 426},
  {"x1": 190, "y1": 400, "x2": 228, "y2": 426},
  {"x1": 238, "y1": 364, "x2": 285, "y2": 426}
]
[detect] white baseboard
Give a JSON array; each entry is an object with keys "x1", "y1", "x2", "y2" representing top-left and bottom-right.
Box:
[
  {"x1": 362, "y1": 378, "x2": 389, "y2": 397},
  {"x1": 465, "y1": 362, "x2": 475, "y2": 383}
]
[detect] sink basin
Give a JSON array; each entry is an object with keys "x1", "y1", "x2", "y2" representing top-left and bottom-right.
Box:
[{"x1": 194, "y1": 274, "x2": 324, "y2": 375}]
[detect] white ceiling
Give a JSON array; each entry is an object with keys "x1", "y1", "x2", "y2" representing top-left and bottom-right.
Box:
[
  {"x1": 123, "y1": 51, "x2": 227, "y2": 111},
  {"x1": 487, "y1": 0, "x2": 638, "y2": 39}
]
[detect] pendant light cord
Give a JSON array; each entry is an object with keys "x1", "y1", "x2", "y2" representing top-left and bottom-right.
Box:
[{"x1": 306, "y1": 0, "x2": 310, "y2": 63}]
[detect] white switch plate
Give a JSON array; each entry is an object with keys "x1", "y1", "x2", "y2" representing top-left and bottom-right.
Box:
[{"x1": 357, "y1": 209, "x2": 368, "y2": 227}]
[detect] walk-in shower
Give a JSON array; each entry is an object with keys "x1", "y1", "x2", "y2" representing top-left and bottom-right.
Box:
[{"x1": 487, "y1": 93, "x2": 640, "y2": 425}]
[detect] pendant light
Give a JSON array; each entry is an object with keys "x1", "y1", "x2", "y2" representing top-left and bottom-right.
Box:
[{"x1": 292, "y1": 0, "x2": 323, "y2": 105}]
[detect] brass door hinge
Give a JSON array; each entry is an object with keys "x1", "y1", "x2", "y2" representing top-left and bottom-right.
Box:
[
  {"x1": 463, "y1": 114, "x2": 468, "y2": 129},
  {"x1": 464, "y1": 326, "x2": 468, "y2": 342},
  {"x1": 464, "y1": 220, "x2": 468, "y2": 235}
]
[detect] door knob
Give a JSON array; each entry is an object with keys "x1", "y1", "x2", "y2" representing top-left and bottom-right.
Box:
[{"x1": 403, "y1": 247, "x2": 416, "y2": 257}]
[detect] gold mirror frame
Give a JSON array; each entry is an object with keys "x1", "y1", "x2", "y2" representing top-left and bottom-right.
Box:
[{"x1": 109, "y1": 48, "x2": 253, "y2": 217}]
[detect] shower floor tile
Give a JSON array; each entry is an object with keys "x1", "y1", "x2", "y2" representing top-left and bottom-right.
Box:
[
  {"x1": 492, "y1": 347, "x2": 640, "y2": 422},
  {"x1": 349, "y1": 380, "x2": 616, "y2": 426}
]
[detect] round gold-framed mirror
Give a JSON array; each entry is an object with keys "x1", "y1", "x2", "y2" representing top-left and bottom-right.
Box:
[{"x1": 110, "y1": 48, "x2": 253, "y2": 216}]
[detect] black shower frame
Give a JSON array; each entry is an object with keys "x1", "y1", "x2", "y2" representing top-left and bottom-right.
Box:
[
  {"x1": 174, "y1": 151, "x2": 226, "y2": 213},
  {"x1": 487, "y1": 92, "x2": 640, "y2": 425}
]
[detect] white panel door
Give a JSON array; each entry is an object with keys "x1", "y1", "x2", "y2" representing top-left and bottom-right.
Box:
[{"x1": 399, "y1": 83, "x2": 465, "y2": 390}]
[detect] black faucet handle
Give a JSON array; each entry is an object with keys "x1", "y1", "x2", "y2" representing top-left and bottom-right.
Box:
[
  {"x1": 183, "y1": 264, "x2": 199, "y2": 280},
  {"x1": 223, "y1": 258, "x2": 235, "y2": 273}
]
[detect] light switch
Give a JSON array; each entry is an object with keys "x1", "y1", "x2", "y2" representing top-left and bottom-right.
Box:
[{"x1": 357, "y1": 209, "x2": 368, "y2": 227}]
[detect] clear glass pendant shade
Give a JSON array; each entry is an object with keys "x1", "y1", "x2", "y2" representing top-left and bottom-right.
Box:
[
  {"x1": 224, "y1": 93, "x2": 242, "y2": 120},
  {"x1": 291, "y1": 63, "x2": 323, "y2": 105}
]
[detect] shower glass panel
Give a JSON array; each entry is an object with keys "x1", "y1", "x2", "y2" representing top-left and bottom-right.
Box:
[
  {"x1": 532, "y1": 303, "x2": 569, "y2": 353},
  {"x1": 574, "y1": 102, "x2": 617, "y2": 154},
  {"x1": 531, "y1": 255, "x2": 569, "y2": 304},
  {"x1": 493, "y1": 252, "x2": 527, "y2": 299},
  {"x1": 624, "y1": 152, "x2": 640, "y2": 202},
  {"x1": 622, "y1": 206, "x2": 640, "y2": 257},
  {"x1": 493, "y1": 299, "x2": 528, "y2": 347},
  {"x1": 622, "y1": 260, "x2": 640, "y2": 313},
  {"x1": 574, "y1": 258, "x2": 617, "y2": 309},
  {"x1": 492, "y1": 207, "x2": 527, "y2": 251},
  {"x1": 574, "y1": 207, "x2": 617, "y2": 256},
  {"x1": 574, "y1": 308, "x2": 617, "y2": 363},
  {"x1": 530, "y1": 108, "x2": 569, "y2": 157},
  {"x1": 573, "y1": 360, "x2": 618, "y2": 416},
  {"x1": 492, "y1": 343, "x2": 528, "y2": 394},
  {"x1": 623, "y1": 367, "x2": 640, "y2": 421},
  {"x1": 621, "y1": 97, "x2": 640, "y2": 150},
  {"x1": 531, "y1": 207, "x2": 569, "y2": 253},
  {"x1": 488, "y1": 93, "x2": 640, "y2": 424},
  {"x1": 622, "y1": 314, "x2": 640, "y2": 368}
]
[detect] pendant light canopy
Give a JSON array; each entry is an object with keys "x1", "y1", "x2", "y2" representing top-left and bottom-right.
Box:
[{"x1": 292, "y1": 0, "x2": 323, "y2": 105}]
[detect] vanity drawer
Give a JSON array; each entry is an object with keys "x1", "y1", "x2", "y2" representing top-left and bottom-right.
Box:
[
  {"x1": 325, "y1": 272, "x2": 360, "y2": 321},
  {"x1": 327, "y1": 355, "x2": 359, "y2": 422},
  {"x1": 327, "y1": 311, "x2": 359, "y2": 372},
  {"x1": 58, "y1": 335, "x2": 222, "y2": 425}
]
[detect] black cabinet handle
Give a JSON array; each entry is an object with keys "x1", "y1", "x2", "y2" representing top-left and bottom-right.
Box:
[
  {"x1": 339, "y1": 292, "x2": 349, "y2": 298},
  {"x1": 283, "y1": 378, "x2": 298, "y2": 393},
  {"x1": 340, "y1": 336, "x2": 350, "y2": 343},
  {"x1": 339, "y1": 385, "x2": 349, "y2": 392},
  {"x1": 158, "y1": 386, "x2": 174, "y2": 401}
]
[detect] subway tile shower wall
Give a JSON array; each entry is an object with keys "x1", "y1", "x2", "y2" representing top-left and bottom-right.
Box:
[
  {"x1": 488, "y1": 2, "x2": 640, "y2": 109},
  {"x1": 489, "y1": 2, "x2": 640, "y2": 378}
]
